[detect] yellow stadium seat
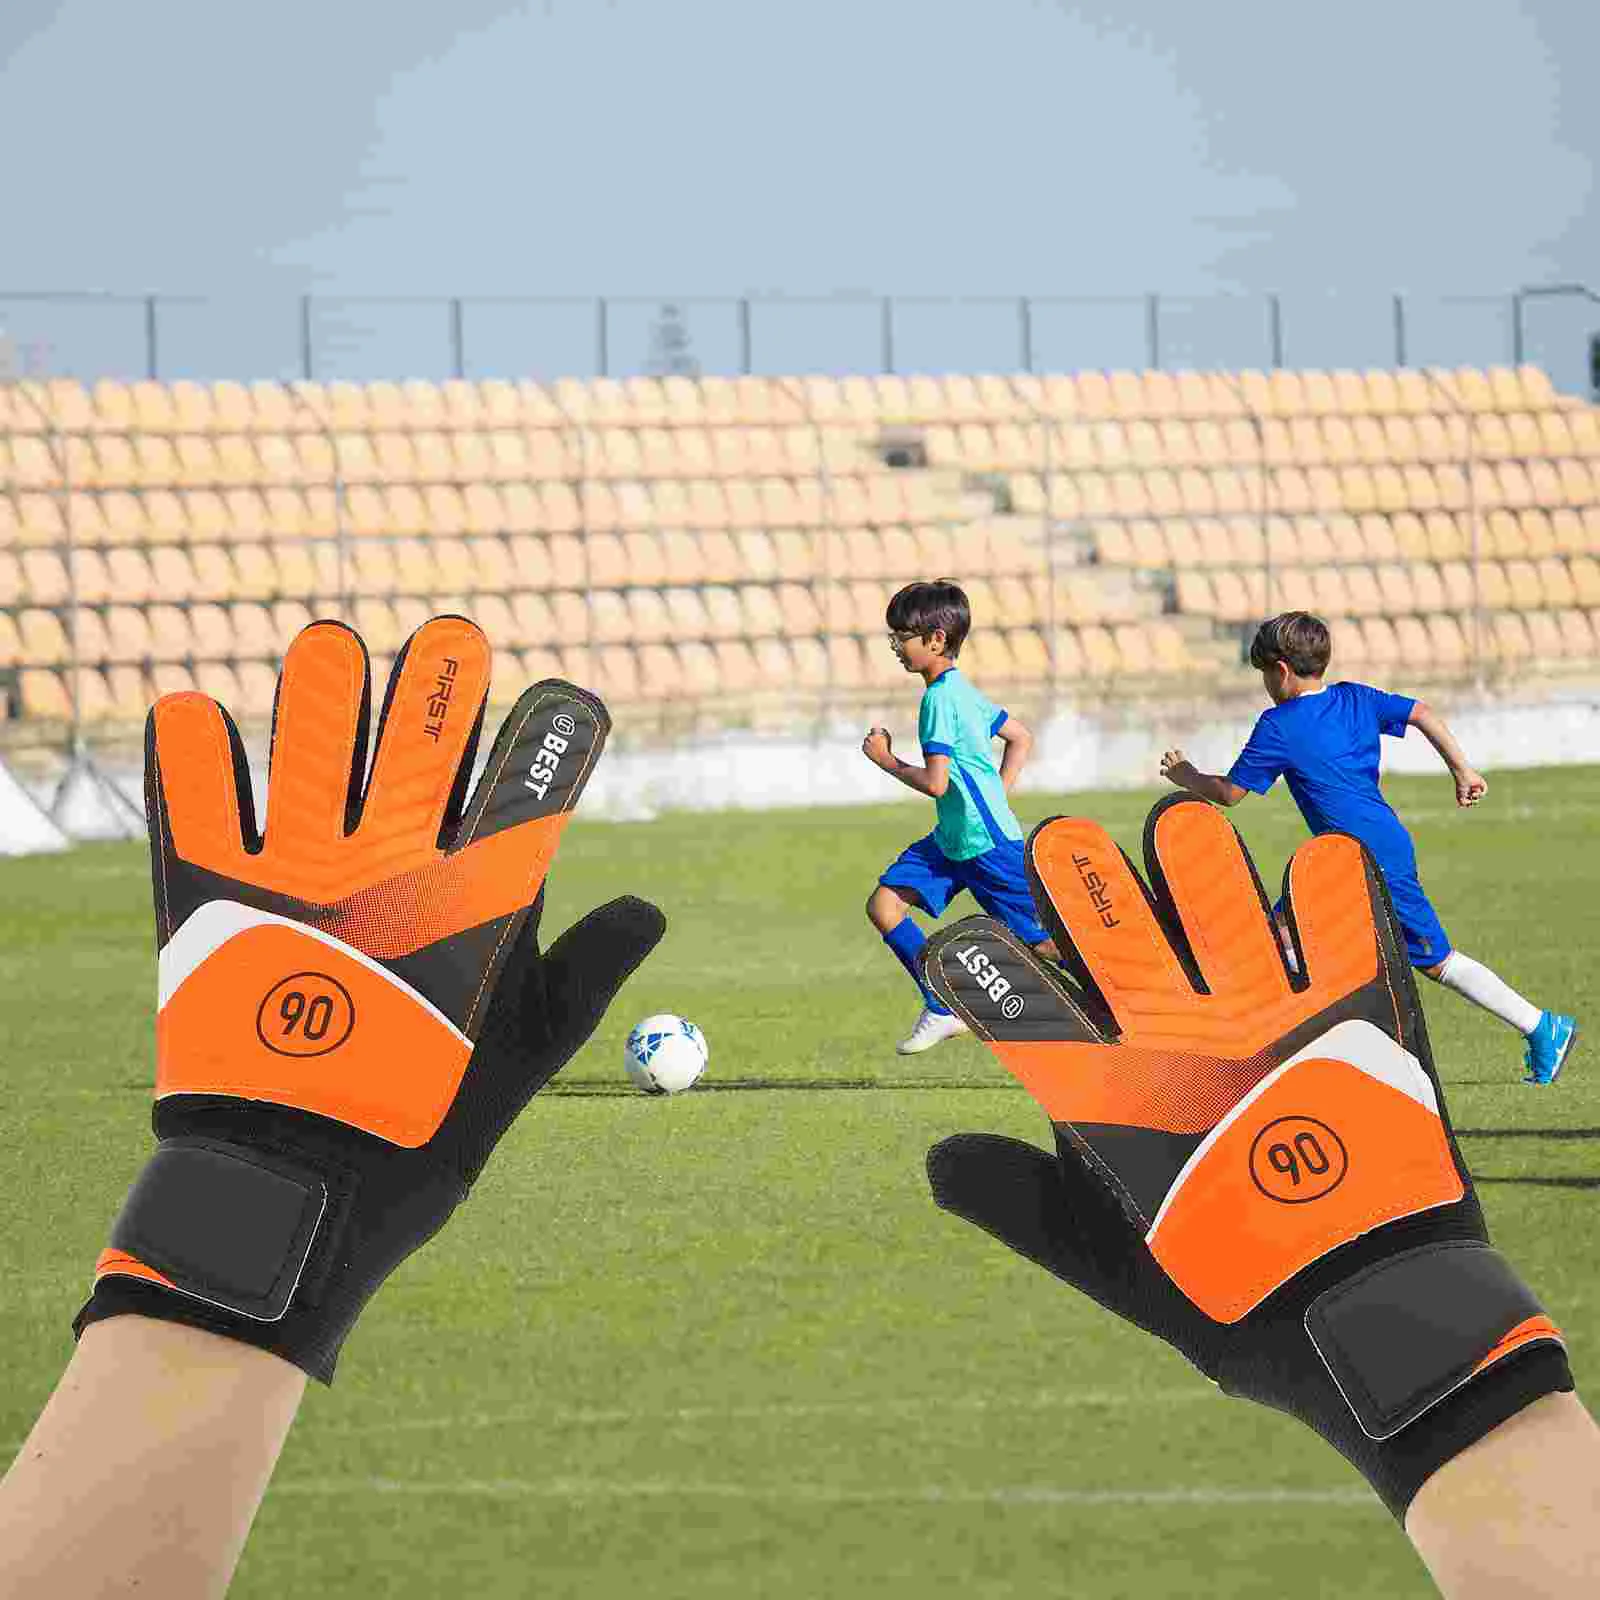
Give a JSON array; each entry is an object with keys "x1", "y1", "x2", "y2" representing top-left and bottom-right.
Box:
[
  {"x1": 1557, "y1": 609, "x2": 1595, "y2": 656},
  {"x1": 1361, "y1": 616, "x2": 1400, "y2": 667},
  {"x1": 1331, "y1": 370, "x2": 1370, "y2": 413},
  {"x1": 1423, "y1": 612, "x2": 1468, "y2": 668},
  {"x1": 1570, "y1": 556, "x2": 1600, "y2": 606},
  {"x1": 102, "y1": 663, "x2": 150, "y2": 719},
  {"x1": 229, "y1": 602, "x2": 277, "y2": 657},
  {"x1": 1393, "y1": 614, "x2": 1429, "y2": 667},
  {"x1": 1342, "y1": 566, "x2": 1382, "y2": 616},
  {"x1": 1489, "y1": 611, "x2": 1532, "y2": 663},
  {"x1": 635, "y1": 643, "x2": 683, "y2": 700},
  {"x1": 18, "y1": 668, "x2": 71, "y2": 720},
  {"x1": 135, "y1": 602, "x2": 186, "y2": 664},
  {"x1": 1535, "y1": 557, "x2": 1575, "y2": 609},
  {"x1": 1526, "y1": 610, "x2": 1563, "y2": 660},
  {"x1": 1175, "y1": 570, "x2": 1217, "y2": 616},
  {"x1": 229, "y1": 545, "x2": 275, "y2": 601},
  {"x1": 231, "y1": 661, "x2": 279, "y2": 717},
  {"x1": 21, "y1": 550, "x2": 69, "y2": 606},
  {"x1": 182, "y1": 603, "x2": 231, "y2": 661},
  {"x1": 1375, "y1": 563, "x2": 1418, "y2": 614},
  {"x1": 1406, "y1": 562, "x2": 1444, "y2": 613},
  {"x1": 1517, "y1": 510, "x2": 1555, "y2": 557},
  {"x1": 1482, "y1": 510, "x2": 1525, "y2": 560},
  {"x1": 1324, "y1": 515, "x2": 1363, "y2": 566}
]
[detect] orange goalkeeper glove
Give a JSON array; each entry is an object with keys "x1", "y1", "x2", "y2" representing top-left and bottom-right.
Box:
[
  {"x1": 75, "y1": 615, "x2": 663, "y2": 1382},
  {"x1": 924, "y1": 795, "x2": 1572, "y2": 1519}
]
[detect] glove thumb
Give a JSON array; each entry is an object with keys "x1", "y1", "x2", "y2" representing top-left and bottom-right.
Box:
[
  {"x1": 927, "y1": 1131, "x2": 1215, "y2": 1358},
  {"x1": 539, "y1": 895, "x2": 668, "y2": 1069}
]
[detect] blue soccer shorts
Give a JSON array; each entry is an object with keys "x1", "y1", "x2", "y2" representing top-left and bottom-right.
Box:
[{"x1": 879, "y1": 833, "x2": 1050, "y2": 948}]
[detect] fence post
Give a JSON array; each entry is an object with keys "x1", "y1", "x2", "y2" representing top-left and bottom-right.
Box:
[
  {"x1": 449, "y1": 297, "x2": 465, "y2": 380},
  {"x1": 738, "y1": 296, "x2": 753, "y2": 375},
  {"x1": 1393, "y1": 292, "x2": 1407, "y2": 368},
  {"x1": 596, "y1": 298, "x2": 609, "y2": 378},
  {"x1": 880, "y1": 296, "x2": 895, "y2": 375},
  {"x1": 1145, "y1": 292, "x2": 1160, "y2": 370},
  {"x1": 1017, "y1": 296, "x2": 1034, "y2": 373},
  {"x1": 144, "y1": 294, "x2": 160, "y2": 381},
  {"x1": 300, "y1": 295, "x2": 315, "y2": 381},
  {"x1": 1510, "y1": 291, "x2": 1524, "y2": 366},
  {"x1": 1267, "y1": 292, "x2": 1284, "y2": 368}
]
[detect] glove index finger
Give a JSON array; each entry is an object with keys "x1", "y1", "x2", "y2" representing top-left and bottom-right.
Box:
[{"x1": 1027, "y1": 815, "x2": 1200, "y2": 1044}]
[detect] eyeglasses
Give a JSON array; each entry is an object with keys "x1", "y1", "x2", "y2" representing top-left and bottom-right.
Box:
[{"x1": 886, "y1": 630, "x2": 925, "y2": 646}]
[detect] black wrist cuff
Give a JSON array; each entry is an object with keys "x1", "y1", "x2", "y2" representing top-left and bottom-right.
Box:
[
  {"x1": 1306, "y1": 1240, "x2": 1560, "y2": 1441},
  {"x1": 105, "y1": 1137, "x2": 329, "y2": 1322},
  {"x1": 1305, "y1": 1240, "x2": 1574, "y2": 1521}
]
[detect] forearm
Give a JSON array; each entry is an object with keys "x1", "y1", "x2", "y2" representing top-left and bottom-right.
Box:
[
  {"x1": 1406, "y1": 1390, "x2": 1600, "y2": 1598},
  {"x1": 1171, "y1": 767, "x2": 1238, "y2": 807},
  {"x1": 998, "y1": 738, "x2": 1030, "y2": 792},
  {"x1": 0, "y1": 1316, "x2": 307, "y2": 1599},
  {"x1": 881, "y1": 758, "x2": 943, "y2": 798},
  {"x1": 1411, "y1": 705, "x2": 1472, "y2": 775}
]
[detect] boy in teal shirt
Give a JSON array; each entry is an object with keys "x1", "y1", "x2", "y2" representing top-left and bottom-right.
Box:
[{"x1": 862, "y1": 580, "x2": 1055, "y2": 1053}]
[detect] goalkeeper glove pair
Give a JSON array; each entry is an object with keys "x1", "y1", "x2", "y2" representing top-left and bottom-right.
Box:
[{"x1": 77, "y1": 614, "x2": 1572, "y2": 1522}]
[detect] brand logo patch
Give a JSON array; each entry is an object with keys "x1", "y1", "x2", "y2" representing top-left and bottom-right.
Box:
[
  {"x1": 1249, "y1": 1115, "x2": 1348, "y2": 1204},
  {"x1": 523, "y1": 715, "x2": 575, "y2": 800},
  {"x1": 951, "y1": 942, "x2": 1019, "y2": 1009},
  {"x1": 423, "y1": 658, "x2": 459, "y2": 742},
  {"x1": 1071, "y1": 852, "x2": 1120, "y2": 929},
  {"x1": 256, "y1": 972, "x2": 356, "y2": 1058}
]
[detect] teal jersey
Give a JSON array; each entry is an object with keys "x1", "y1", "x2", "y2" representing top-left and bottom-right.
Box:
[{"x1": 917, "y1": 668, "x2": 1024, "y2": 862}]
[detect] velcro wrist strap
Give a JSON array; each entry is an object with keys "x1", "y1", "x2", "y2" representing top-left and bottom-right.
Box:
[
  {"x1": 1306, "y1": 1239, "x2": 1563, "y2": 1441},
  {"x1": 106, "y1": 1138, "x2": 329, "y2": 1323}
]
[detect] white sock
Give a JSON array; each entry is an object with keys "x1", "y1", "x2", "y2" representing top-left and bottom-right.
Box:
[{"x1": 1434, "y1": 951, "x2": 1542, "y2": 1036}]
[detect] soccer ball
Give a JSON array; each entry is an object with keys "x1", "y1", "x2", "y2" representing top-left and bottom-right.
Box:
[{"x1": 624, "y1": 1014, "x2": 709, "y2": 1095}]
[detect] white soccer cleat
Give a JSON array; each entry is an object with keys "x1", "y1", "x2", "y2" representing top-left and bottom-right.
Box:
[{"x1": 897, "y1": 1007, "x2": 970, "y2": 1055}]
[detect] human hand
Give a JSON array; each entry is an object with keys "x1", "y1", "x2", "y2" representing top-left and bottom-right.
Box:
[
  {"x1": 923, "y1": 796, "x2": 1571, "y2": 1521},
  {"x1": 1159, "y1": 748, "x2": 1194, "y2": 785},
  {"x1": 862, "y1": 727, "x2": 894, "y2": 768},
  {"x1": 75, "y1": 616, "x2": 664, "y2": 1384},
  {"x1": 1454, "y1": 767, "x2": 1487, "y2": 807}
]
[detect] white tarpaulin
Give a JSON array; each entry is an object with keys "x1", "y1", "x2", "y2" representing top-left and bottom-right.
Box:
[{"x1": 0, "y1": 759, "x2": 69, "y2": 855}]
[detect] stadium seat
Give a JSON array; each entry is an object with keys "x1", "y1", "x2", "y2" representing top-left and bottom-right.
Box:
[
  {"x1": 1525, "y1": 610, "x2": 1563, "y2": 661},
  {"x1": 1556, "y1": 609, "x2": 1595, "y2": 657},
  {"x1": 20, "y1": 668, "x2": 73, "y2": 721}
]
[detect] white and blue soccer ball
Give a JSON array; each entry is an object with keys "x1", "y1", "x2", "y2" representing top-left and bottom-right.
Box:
[{"x1": 624, "y1": 1014, "x2": 709, "y2": 1095}]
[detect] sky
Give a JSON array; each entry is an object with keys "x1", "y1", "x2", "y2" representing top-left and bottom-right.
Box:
[{"x1": 1, "y1": 0, "x2": 1595, "y2": 385}]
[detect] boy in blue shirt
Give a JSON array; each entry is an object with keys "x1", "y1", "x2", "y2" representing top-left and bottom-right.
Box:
[
  {"x1": 862, "y1": 580, "x2": 1056, "y2": 1054},
  {"x1": 1160, "y1": 611, "x2": 1577, "y2": 1085}
]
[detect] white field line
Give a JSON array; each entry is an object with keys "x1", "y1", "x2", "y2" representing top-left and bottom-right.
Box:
[
  {"x1": 311, "y1": 1389, "x2": 1214, "y2": 1439},
  {"x1": 0, "y1": 1391, "x2": 1216, "y2": 1460},
  {"x1": 270, "y1": 1476, "x2": 1375, "y2": 1508}
]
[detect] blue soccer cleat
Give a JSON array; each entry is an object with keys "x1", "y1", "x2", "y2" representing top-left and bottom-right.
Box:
[{"x1": 1523, "y1": 1012, "x2": 1578, "y2": 1086}]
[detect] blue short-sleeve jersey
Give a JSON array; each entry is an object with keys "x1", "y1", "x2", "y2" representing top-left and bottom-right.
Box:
[
  {"x1": 917, "y1": 668, "x2": 1024, "y2": 861},
  {"x1": 1227, "y1": 680, "x2": 1419, "y2": 875}
]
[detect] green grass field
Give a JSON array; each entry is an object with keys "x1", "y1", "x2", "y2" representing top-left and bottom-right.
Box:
[{"x1": 4, "y1": 767, "x2": 1596, "y2": 1599}]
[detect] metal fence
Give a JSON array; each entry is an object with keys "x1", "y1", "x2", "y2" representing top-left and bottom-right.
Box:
[{"x1": 3, "y1": 284, "x2": 1599, "y2": 396}]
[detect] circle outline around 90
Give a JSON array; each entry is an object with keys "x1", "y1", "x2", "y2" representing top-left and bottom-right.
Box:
[
  {"x1": 256, "y1": 971, "x2": 357, "y2": 1059},
  {"x1": 1248, "y1": 1115, "x2": 1349, "y2": 1205}
]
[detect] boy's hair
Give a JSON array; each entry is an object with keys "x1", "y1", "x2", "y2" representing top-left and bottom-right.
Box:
[
  {"x1": 885, "y1": 580, "x2": 970, "y2": 658},
  {"x1": 1248, "y1": 611, "x2": 1332, "y2": 678}
]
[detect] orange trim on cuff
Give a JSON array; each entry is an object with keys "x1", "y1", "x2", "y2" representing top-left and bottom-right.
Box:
[
  {"x1": 1470, "y1": 1314, "x2": 1565, "y2": 1379},
  {"x1": 93, "y1": 1246, "x2": 178, "y2": 1292}
]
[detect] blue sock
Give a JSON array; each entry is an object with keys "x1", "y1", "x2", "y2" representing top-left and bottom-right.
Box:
[{"x1": 883, "y1": 918, "x2": 951, "y2": 1015}]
